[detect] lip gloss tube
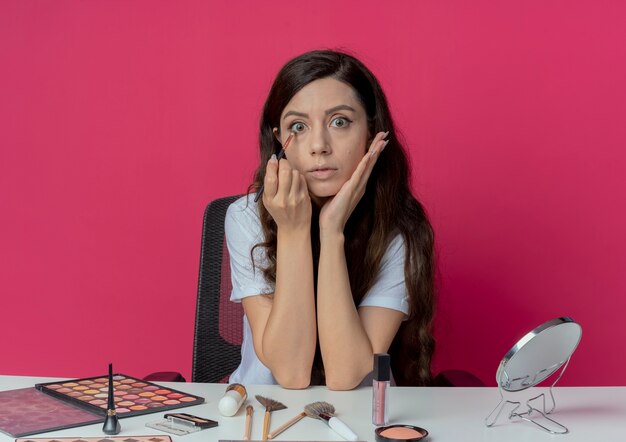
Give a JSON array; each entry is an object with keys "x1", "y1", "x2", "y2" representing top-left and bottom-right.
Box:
[{"x1": 373, "y1": 353, "x2": 390, "y2": 426}]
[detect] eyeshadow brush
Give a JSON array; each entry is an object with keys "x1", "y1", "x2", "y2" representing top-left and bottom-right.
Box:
[
  {"x1": 255, "y1": 394, "x2": 287, "y2": 441},
  {"x1": 243, "y1": 404, "x2": 253, "y2": 440},
  {"x1": 254, "y1": 130, "x2": 296, "y2": 202},
  {"x1": 304, "y1": 401, "x2": 358, "y2": 441},
  {"x1": 102, "y1": 363, "x2": 121, "y2": 435},
  {"x1": 267, "y1": 411, "x2": 306, "y2": 439}
]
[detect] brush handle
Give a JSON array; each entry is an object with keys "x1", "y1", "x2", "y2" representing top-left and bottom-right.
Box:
[
  {"x1": 262, "y1": 409, "x2": 271, "y2": 441},
  {"x1": 267, "y1": 411, "x2": 306, "y2": 439},
  {"x1": 243, "y1": 405, "x2": 253, "y2": 440},
  {"x1": 328, "y1": 416, "x2": 359, "y2": 441}
]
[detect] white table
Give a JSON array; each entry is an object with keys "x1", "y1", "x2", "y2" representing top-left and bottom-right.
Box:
[{"x1": 1, "y1": 376, "x2": 625, "y2": 441}]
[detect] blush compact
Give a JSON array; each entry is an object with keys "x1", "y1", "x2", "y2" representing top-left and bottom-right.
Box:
[{"x1": 375, "y1": 424, "x2": 429, "y2": 442}]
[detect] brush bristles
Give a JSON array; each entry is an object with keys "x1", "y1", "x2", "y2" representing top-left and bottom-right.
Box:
[
  {"x1": 304, "y1": 401, "x2": 335, "y2": 420},
  {"x1": 255, "y1": 394, "x2": 287, "y2": 411}
]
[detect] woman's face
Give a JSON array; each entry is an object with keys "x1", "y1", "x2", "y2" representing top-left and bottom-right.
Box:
[{"x1": 277, "y1": 77, "x2": 370, "y2": 204}]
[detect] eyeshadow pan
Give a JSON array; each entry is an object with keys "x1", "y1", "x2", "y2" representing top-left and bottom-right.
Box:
[
  {"x1": 179, "y1": 396, "x2": 197, "y2": 402},
  {"x1": 123, "y1": 394, "x2": 140, "y2": 400},
  {"x1": 155, "y1": 389, "x2": 171, "y2": 395}
]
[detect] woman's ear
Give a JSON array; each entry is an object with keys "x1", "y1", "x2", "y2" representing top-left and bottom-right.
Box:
[{"x1": 272, "y1": 127, "x2": 281, "y2": 142}]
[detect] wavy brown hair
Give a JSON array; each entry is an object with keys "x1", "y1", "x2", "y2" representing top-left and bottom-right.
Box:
[{"x1": 248, "y1": 50, "x2": 435, "y2": 386}]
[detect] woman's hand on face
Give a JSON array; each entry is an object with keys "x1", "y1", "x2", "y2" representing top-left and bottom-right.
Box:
[
  {"x1": 263, "y1": 155, "x2": 312, "y2": 231},
  {"x1": 319, "y1": 131, "x2": 389, "y2": 235}
]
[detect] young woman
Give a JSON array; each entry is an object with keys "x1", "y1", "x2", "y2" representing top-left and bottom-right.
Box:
[{"x1": 225, "y1": 50, "x2": 435, "y2": 390}]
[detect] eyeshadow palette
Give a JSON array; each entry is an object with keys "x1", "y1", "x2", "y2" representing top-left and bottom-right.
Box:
[
  {"x1": 36, "y1": 374, "x2": 204, "y2": 418},
  {"x1": 17, "y1": 436, "x2": 172, "y2": 442},
  {"x1": 0, "y1": 387, "x2": 103, "y2": 437}
]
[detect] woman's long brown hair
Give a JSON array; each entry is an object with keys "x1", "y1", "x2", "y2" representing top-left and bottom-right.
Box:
[{"x1": 248, "y1": 50, "x2": 435, "y2": 386}]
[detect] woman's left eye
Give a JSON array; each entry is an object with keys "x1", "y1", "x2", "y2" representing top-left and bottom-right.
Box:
[{"x1": 330, "y1": 117, "x2": 352, "y2": 128}]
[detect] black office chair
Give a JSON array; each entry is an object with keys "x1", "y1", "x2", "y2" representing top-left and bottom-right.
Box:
[
  {"x1": 146, "y1": 194, "x2": 484, "y2": 386},
  {"x1": 192, "y1": 195, "x2": 244, "y2": 383}
]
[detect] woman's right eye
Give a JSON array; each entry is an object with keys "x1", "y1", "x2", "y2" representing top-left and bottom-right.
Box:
[{"x1": 289, "y1": 122, "x2": 306, "y2": 133}]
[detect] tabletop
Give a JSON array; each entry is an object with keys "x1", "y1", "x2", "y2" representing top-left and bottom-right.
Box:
[{"x1": 1, "y1": 376, "x2": 625, "y2": 442}]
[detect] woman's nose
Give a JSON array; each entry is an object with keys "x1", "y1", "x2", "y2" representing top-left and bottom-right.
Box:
[{"x1": 309, "y1": 126, "x2": 331, "y2": 155}]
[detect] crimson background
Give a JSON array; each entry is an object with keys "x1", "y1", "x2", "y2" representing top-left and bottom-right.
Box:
[{"x1": 1, "y1": 1, "x2": 625, "y2": 385}]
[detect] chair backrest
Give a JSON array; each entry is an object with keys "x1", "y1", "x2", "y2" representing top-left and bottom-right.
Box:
[{"x1": 192, "y1": 195, "x2": 244, "y2": 383}]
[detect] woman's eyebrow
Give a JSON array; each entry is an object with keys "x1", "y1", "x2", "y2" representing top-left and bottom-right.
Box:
[
  {"x1": 282, "y1": 105, "x2": 356, "y2": 120},
  {"x1": 325, "y1": 104, "x2": 356, "y2": 115}
]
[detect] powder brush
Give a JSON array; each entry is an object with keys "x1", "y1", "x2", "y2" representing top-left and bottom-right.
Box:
[
  {"x1": 304, "y1": 401, "x2": 358, "y2": 441},
  {"x1": 255, "y1": 394, "x2": 287, "y2": 441}
]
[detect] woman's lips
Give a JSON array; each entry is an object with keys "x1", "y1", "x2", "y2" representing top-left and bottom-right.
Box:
[{"x1": 309, "y1": 168, "x2": 337, "y2": 179}]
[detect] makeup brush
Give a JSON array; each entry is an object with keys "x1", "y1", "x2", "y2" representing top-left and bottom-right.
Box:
[
  {"x1": 304, "y1": 401, "x2": 358, "y2": 441},
  {"x1": 255, "y1": 394, "x2": 287, "y2": 441},
  {"x1": 102, "y1": 363, "x2": 121, "y2": 435},
  {"x1": 267, "y1": 411, "x2": 306, "y2": 439},
  {"x1": 254, "y1": 130, "x2": 296, "y2": 202},
  {"x1": 243, "y1": 404, "x2": 253, "y2": 440}
]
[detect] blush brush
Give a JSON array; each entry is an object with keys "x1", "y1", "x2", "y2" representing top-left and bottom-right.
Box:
[
  {"x1": 254, "y1": 130, "x2": 296, "y2": 202},
  {"x1": 255, "y1": 394, "x2": 287, "y2": 441},
  {"x1": 304, "y1": 401, "x2": 358, "y2": 441}
]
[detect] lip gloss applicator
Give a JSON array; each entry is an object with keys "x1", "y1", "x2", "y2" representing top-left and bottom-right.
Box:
[
  {"x1": 373, "y1": 353, "x2": 390, "y2": 426},
  {"x1": 254, "y1": 129, "x2": 296, "y2": 203}
]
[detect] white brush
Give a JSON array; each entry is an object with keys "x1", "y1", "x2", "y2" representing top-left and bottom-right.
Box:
[{"x1": 304, "y1": 401, "x2": 358, "y2": 441}]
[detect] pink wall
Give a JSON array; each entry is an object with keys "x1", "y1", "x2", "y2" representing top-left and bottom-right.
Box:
[{"x1": 1, "y1": 1, "x2": 625, "y2": 386}]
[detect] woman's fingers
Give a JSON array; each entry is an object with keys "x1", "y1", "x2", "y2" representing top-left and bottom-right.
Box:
[
  {"x1": 263, "y1": 154, "x2": 279, "y2": 199},
  {"x1": 352, "y1": 132, "x2": 389, "y2": 195},
  {"x1": 276, "y1": 158, "x2": 293, "y2": 201}
]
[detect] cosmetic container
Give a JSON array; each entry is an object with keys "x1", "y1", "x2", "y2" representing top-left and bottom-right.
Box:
[
  {"x1": 375, "y1": 424, "x2": 429, "y2": 441},
  {"x1": 218, "y1": 383, "x2": 247, "y2": 416},
  {"x1": 373, "y1": 353, "x2": 390, "y2": 426}
]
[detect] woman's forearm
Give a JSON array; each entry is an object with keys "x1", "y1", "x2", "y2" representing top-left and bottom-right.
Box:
[
  {"x1": 261, "y1": 227, "x2": 316, "y2": 388},
  {"x1": 317, "y1": 232, "x2": 374, "y2": 390}
]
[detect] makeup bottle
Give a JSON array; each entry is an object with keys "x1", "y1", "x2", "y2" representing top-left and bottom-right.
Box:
[
  {"x1": 373, "y1": 353, "x2": 390, "y2": 426},
  {"x1": 103, "y1": 363, "x2": 121, "y2": 435},
  {"x1": 218, "y1": 383, "x2": 247, "y2": 416}
]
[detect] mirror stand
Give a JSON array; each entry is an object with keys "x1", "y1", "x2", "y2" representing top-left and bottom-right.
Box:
[{"x1": 485, "y1": 356, "x2": 572, "y2": 434}]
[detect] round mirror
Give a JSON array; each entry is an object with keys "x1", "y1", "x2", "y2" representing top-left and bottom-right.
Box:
[{"x1": 496, "y1": 317, "x2": 582, "y2": 392}]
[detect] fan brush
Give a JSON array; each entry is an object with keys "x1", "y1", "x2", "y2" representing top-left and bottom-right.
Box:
[{"x1": 255, "y1": 394, "x2": 287, "y2": 441}]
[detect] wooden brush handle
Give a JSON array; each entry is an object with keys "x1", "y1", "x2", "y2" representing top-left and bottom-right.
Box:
[
  {"x1": 243, "y1": 405, "x2": 253, "y2": 440},
  {"x1": 267, "y1": 411, "x2": 306, "y2": 439},
  {"x1": 262, "y1": 409, "x2": 271, "y2": 441}
]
